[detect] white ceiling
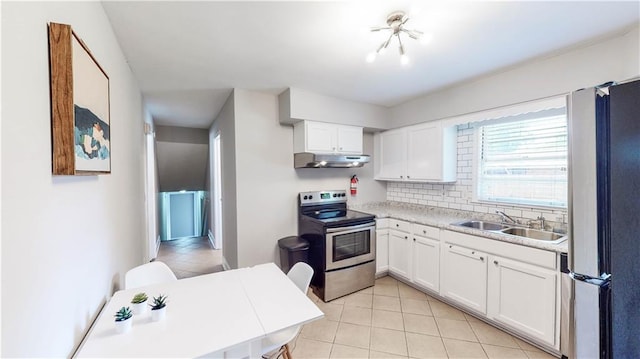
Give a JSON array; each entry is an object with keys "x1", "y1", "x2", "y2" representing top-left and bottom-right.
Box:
[{"x1": 101, "y1": 1, "x2": 640, "y2": 129}]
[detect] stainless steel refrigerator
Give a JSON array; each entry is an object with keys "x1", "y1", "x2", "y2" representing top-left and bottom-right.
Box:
[{"x1": 568, "y1": 79, "x2": 639, "y2": 358}]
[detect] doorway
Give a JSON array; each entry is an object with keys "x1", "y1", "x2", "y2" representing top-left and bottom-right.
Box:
[
  {"x1": 213, "y1": 133, "x2": 223, "y2": 249},
  {"x1": 159, "y1": 191, "x2": 207, "y2": 240}
]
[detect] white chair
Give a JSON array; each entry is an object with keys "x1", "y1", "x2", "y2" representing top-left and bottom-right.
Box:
[
  {"x1": 124, "y1": 261, "x2": 178, "y2": 290},
  {"x1": 261, "y1": 262, "x2": 314, "y2": 359}
]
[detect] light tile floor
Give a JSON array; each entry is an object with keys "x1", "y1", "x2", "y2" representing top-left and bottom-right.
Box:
[
  {"x1": 154, "y1": 244, "x2": 557, "y2": 359},
  {"x1": 292, "y1": 276, "x2": 557, "y2": 359},
  {"x1": 156, "y1": 236, "x2": 224, "y2": 278}
]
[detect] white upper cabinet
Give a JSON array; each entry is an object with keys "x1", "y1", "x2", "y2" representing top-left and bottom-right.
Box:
[
  {"x1": 374, "y1": 121, "x2": 457, "y2": 182},
  {"x1": 376, "y1": 129, "x2": 406, "y2": 179},
  {"x1": 336, "y1": 125, "x2": 363, "y2": 153},
  {"x1": 294, "y1": 120, "x2": 363, "y2": 154}
]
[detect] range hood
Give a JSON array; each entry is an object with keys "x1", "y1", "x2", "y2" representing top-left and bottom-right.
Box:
[{"x1": 294, "y1": 153, "x2": 370, "y2": 168}]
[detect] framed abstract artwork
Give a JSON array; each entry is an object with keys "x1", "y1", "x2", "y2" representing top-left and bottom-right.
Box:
[{"x1": 49, "y1": 22, "x2": 111, "y2": 175}]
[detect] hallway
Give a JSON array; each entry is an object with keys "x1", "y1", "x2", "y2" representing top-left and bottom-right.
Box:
[{"x1": 156, "y1": 236, "x2": 224, "y2": 278}]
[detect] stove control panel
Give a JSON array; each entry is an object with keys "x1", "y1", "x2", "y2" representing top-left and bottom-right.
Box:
[{"x1": 300, "y1": 190, "x2": 347, "y2": 206}]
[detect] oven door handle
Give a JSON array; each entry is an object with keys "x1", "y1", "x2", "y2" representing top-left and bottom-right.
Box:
[{"x1": 326, "y1": 222, "x2": 375, "y2": 233}]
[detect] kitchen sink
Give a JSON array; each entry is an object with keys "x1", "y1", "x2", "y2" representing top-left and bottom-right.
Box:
[
  {"x1": 452, "y1": 220, "x2": 568, "y2": 244},
  {"x1": 453, "y1": 221, "x2": 510, "y2": 231},
  {"x1": 500, "y1": 227, "x2": 567, "y2": 243}
]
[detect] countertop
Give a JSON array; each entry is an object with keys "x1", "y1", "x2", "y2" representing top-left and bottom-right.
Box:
[{"x1": 350, "y1": 201, "x2": 568, "y2": 254}]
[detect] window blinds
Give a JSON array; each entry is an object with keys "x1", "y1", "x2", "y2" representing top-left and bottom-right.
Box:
[{"x1": 478, "y1": 114, "x2": 568, "y2": 207}]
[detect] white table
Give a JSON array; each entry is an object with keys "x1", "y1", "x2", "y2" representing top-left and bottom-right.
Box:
[{"x1": 75, "y1": 263, "x2": 323, "y2": 358}]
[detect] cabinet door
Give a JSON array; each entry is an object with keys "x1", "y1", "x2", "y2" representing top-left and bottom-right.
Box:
[
  {"x1": 407, "y1": 123, "x2": 442, "y2": 181},
  {"x1": 412, "y1": 235, "x2": 440, "y2": 292},
  {"x1": 336, "y1": 125, "x2": 363, "y2": 154},
  {"x1": 488, "y1": 255, "x2": 557, "y2": 346},
  {"x1": 441, "y1": 244, "x2": 487, "y2": 314},
  {"x1": 388, "y1": 230, "x2": 411, "y2": 280},
  {"x1": 376, "y1": 130, "x2": 406, "y2": 180},
  {"x1": 306, "y1": 122, "x2": 336, "y2": 153},
  {"x1": 376, "y1": 230, "x2": 389, "y2": 274}
]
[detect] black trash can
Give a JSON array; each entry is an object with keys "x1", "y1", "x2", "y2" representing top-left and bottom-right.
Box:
[{"x1": 278, "y1": 236, "x2": 310, "y2": 274}]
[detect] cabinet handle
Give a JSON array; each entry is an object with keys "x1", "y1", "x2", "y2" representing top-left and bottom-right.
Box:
[
  {"x1": 494, "y1": 260, "x2": 498, "y2": 265},
  {"x1": 396, "y1": 224, "x2": 399, "y2": 227},
  {"x1": 472, "y1": 251, "x2": 475, "y2": 255},
  {"x1": 339, "y1": 147, "x2": 343, "y2": 150},
  {"x1": 413, "y1": 238, "x2": 416, "y2": 242},
  {"x1": 407, "y1": 175, "x2": 410, "y2": 179},
  {"x1": 480, "y1": 257, "x2": 485, "y2": 261},
  {"x1": 404, "y1": 236, "x2": 408, "y2": 239},
  {"x1": 449, "y1": 245, "x2": 453, "y2": 248},
  {"x1": 423, "y1": 230, "x2": 426, "y2": 234},
  {"x1": 400, "y1": 175, "x2": 404, "y2": 179}
]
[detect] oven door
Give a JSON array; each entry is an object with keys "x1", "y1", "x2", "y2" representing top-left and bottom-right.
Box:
[{"x1": 325, "y1": 222, "x2": 376, "y2": 271}]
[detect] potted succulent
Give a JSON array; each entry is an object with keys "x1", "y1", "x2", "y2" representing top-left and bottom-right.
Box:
[
  {"x1": 149, "y1": 294, "x2": 168, "y2": 322},
  {"x1": 114, "y1": 306, "x2": 133, "y2": 334},
  {"x1": 131, "y1": 292, "x2": 148, "y2": 315}
]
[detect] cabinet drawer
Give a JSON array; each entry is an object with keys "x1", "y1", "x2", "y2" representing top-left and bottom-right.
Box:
[
  {"x1": 443, "y1": 230, "x2": 557, "y2": 270},
  {"x1": 389, "y1": 219, "x2": 411, "y2": 232},
  {"x1": 413, "y1": 223, "x2": 439, "y2": 239},
  {"x1": 376, "y1": 218, "x2": 389, "y2": 229}
]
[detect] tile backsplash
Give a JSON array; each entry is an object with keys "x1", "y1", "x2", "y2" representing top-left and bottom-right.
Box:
[{"x1": 386, "y1": 124, "x2": 568, "y2": 231}]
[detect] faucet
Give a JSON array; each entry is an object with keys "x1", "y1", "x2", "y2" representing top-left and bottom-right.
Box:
[
  {"x1": 496, "y1": 211, "x2": 517, "y2": 224},
  {"x1": 527, "y1": 215, "x2": 547, "y2": 230}
]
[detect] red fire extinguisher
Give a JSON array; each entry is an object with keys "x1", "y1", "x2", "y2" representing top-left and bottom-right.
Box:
[{"x1": 350, "y1": 175, "x2": 359, "y2": 196}]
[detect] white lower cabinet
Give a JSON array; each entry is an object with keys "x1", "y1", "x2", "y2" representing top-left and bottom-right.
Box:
[
  {"x1": 376, "y1": 221, "x2": 559, "y2": 351},
  {"x1": 411, "y1": 223, "x2": 440, "y2": 292},
  {"x1": 487, "y1": 255, "x2": 557, "y2": 346},
  {"x1": 441, "y1": 243, "x2": 488, "y2": 314},
  {"x1": 412, "y1": 235, "x2": 440, "y2": 292},
  {"x1": 388, "y1": 229, "x2": 411, "y2": 280},
  {"x1": 386, "y1": 220, "x2": 440, "y2": 289},
  {"x1": 375, "y1": 229, "x2": 389, "y2": 274}
]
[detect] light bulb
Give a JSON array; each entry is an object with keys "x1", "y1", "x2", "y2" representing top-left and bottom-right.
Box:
[
  {"x1": 400, "y1": 54, "x2": 410, "y2": 65},
  {"x1": 366, "y1": 52, "x2": 376, "y2": 63}
]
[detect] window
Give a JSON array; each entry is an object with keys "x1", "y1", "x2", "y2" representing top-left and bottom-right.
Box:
[{"x1": 476, "y1": 112, "x2": 568, "y2": 208}]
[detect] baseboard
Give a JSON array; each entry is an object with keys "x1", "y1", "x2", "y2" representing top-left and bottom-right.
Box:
[
  {"x1": 207, "y1": 229, "x2": 216, "y2": 249},
  {"x1": 155, "y1": 235, "x2": 161, "y2": 256},
  {"x1": 222, "y1": 257, "x2": 231, "y2": 271}
]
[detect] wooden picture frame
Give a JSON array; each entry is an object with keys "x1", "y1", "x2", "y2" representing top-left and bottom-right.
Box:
[{"x1": 49, "y1": 22, "x2": 111, "y2": 175}]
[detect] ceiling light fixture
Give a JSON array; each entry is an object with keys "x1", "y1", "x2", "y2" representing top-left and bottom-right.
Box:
[{"x1": 366, "y1": 11, "x2": 425, "y2": 65}]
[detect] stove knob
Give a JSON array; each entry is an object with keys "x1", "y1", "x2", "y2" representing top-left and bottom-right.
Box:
[
  {"x1": 341, "y1": 193, "x2": 346, "y2": 197},
  {"x1": 303, "y1": 195, "x2": 308, "y2": 200},
  {"x1": 309, "y1": 195, "x2": 313, "y2": 199},
  {"x1": 333, "y1": 194, "x2": 337, "y2": 197}
]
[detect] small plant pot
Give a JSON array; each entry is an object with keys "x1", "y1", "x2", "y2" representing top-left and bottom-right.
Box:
[
  {"x1": 151, "y1": 307, "x2": 166, "y2": 322},
  {"x1": 132, "y1": 301, "x2": 147, "y2": 315},
  {"x1": 115, "y1": 318, "x2": 132, "y2": 334}
]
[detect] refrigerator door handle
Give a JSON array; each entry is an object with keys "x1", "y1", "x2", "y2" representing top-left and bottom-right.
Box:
[{"x1": 570, "y1": 271, "x2": 611, "y2": 286}]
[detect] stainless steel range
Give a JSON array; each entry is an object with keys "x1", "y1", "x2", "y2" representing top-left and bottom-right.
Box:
[{"x1": 298, "y1": 190, "x2": 376, "y2": 302}]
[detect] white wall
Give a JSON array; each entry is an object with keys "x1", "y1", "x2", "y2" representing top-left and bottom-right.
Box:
[
  {"x1": 155, "y1": 126, "x2": 209, "y2": 192},
  {"x1": 210, "y1": 91, "x2": 238, "y2": 269},
  {"x1": 234, "y1": 89, "x2": 386, "y2": 268},
  {"x1": 280, "y1": 87, "x2": 391, "y2": 131},
  {"x1": 1, "y1": 2, "x2": 146, "y2": 356},
  {"x1": 143, "y1": 112, "x2": 159, "y2": 261},
  {"x1": 391, "y1": 25, "x2": 640, "y2": 128},
  {"x1": 381, "y1": 25, "x2": 640, "y2": 229}
]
